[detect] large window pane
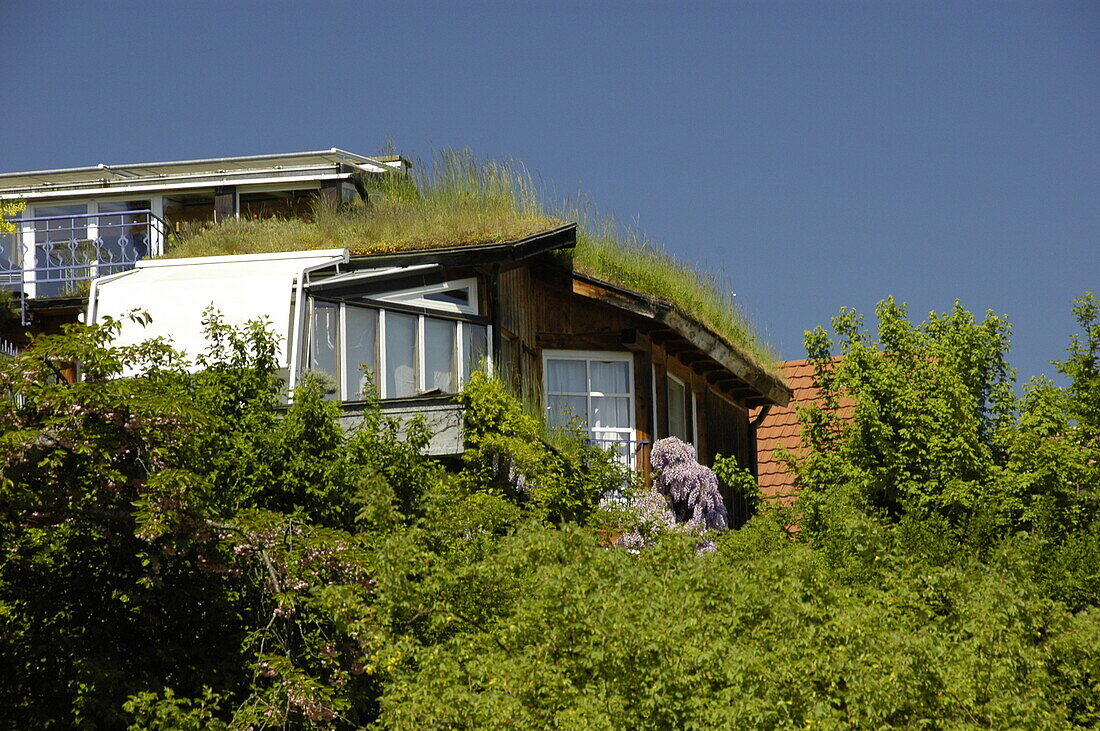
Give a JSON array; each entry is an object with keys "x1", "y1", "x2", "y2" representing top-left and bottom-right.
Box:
[
  {"x1": 96, "y1": 200, "x2": 150, "y2": 268},
  {"x1": 34, "y1": 204, "x2": 88, "y2": 296},
  {"x1": 590, "y1": 360, "x2": 630, "y2": 394},
  {"x1": 547, "y1": 359, "x2": 586, "y2": 393},
  {"x1": 424, "y1": 318, "x2": 456, "y2": 392},
  {"x1": 591, "y1": 396, "x2": 630, "y2": 429},
  {"x1": 424, "y1": 287, "x2": 470, "y2": 308},
  {"x1": 547, "y1": 395, "x2": 588, "y2": 428},
  {"x1": 591, "y1": 430, "x2": 632, "y2": 463},
  {"x1": 385, "y1": 312, "x2": 417, "y2": 398},
  {"x1": 544, "y1": 352, "x2": 635, "y2": 472},
  {"x1": 345, "y1": 306, "x2": 378, "y2": 399},
  {"x1": 462, "y1": 323, "x2": 488, "y2": 383},
  {"x1": 309, "y1": 301, "x2": 339, "y2": 389},
  {"x1": 0, "y1": 229, "x2": 19, "y2": 286}
]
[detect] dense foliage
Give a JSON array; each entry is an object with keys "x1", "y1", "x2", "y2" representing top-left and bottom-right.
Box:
[{"x1": 1, "y1": 295, "x2": 1098, "y2": 728}]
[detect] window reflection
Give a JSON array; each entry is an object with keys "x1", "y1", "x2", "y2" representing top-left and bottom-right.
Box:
[{"x1": 307, "y1": 299, "x2": 487, "y2": 401}]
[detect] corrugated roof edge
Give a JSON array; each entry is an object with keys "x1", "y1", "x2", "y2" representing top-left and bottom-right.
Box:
[{"x1": 0, "y1": 149, "x2": 409, "y2": 181}]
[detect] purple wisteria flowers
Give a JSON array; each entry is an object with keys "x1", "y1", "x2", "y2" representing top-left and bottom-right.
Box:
[{"x1": 618, "y1": 437, "x2": 729, "y2": 551}]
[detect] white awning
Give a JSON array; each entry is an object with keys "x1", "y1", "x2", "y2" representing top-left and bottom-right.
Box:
[{"x1": 88, "y1": 249, "x2": 348, "y2": 367}]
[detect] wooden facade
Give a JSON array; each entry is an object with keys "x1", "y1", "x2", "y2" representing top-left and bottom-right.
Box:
[
  {"x1": 8, "y1": 207, "x2": 790, "y2": 511},
  {"x1": 485, "y1": 249, "x2": 788, "y2": 513}
]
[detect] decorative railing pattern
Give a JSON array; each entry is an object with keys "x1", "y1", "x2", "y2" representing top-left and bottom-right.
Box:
[
  {"x1": 0, "y1": 337, "x2": 20, "y2": 359},
  {"x1": 588, "y1": 437, "x2": 650, "y2": 470},
  {"x1": 1, "y1": 210, "x2": 168, "y2": 298}
]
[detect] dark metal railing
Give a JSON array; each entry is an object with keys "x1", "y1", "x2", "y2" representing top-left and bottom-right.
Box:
[
  {"x1": 1, "y1": 210, "x2": 168, "y2": 301},
  {"x1": 587, "y1": 436, "x2": 651, "y2": 470}
]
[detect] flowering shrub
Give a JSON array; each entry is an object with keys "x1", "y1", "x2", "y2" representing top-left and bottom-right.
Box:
[
  {"x1": 650, "y1": 436, "x2": 729, "y2": 532},
  {"x1": 617, "y1": 437, "x2": 730, "y2": 551}
]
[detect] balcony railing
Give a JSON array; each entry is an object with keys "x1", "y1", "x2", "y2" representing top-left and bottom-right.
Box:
[
  {"x1": 588, "y1": 436, "x2": 650, "y2": 471},
  {"x1": 1, "y1": 210, "x2": 168, "y2": 300}
]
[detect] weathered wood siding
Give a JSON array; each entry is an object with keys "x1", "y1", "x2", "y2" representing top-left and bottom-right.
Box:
[{"x1": 497, "y1": 258, "x2": 758, "y2": 485}]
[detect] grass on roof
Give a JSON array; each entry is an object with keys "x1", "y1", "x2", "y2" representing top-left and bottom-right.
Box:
[
  {"x1": 166, "y1": 150, "x2": 561, "y2": 258},
  {"x1": 165, "y1": 150, "x2": 778, "y2": 370},
  {"x1": 567, "y1": 220, "x2": 777, "y2": 368}
]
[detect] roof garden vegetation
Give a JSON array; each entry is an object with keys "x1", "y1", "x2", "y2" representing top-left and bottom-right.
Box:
[{"x1": 166, "y1": 149, "x2": 778, "y2": 368}]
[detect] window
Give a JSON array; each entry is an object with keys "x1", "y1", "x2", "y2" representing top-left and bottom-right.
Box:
[
  {"x1": 667, "y1": 374, "x2": 690, "y2": 442},
  {"x1": 374, "y1": 278, "x2": 478, "y2": 314},
  {"x1": 544, "y1": 350, "x2": 636, "y2": 465},
  {"x1": 307, "y1": 298, "x2": 488, "y2": 401}
]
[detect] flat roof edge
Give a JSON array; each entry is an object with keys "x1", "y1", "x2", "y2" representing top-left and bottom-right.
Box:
[{"x1": 140, "y1": 248, "x2": 350, "y2": 268}]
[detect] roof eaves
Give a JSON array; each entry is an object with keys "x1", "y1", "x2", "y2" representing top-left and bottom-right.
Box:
[
  {"x1": 569, "y1": 272, "x2": 791, "y2": 407},
  {"x1": 344, "y1": 223, "x2": 577, "y2": 270}
]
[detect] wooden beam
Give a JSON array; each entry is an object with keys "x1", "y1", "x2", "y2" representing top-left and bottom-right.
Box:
[
  {"x1": 660, "y1": 309, "x2": 790, "y2": 407},
  {"x1": 348, "y1": 224, "x2": 577, "y2": 270},
  {"x1": 214, "y1": 185, "x2": 237, "y2": 222},
  {"x1": 536, "y1": 332, "x2": 626, "y2": 351},
  {"x1": 571, "y1": 278, "x2": 658, "y2": 320},
  {"x1": 675, "y1": 350, "x2": 709, "y2": 365},
  {"x1": 663, "y1": 339, "x2": 695, "y2": 356},
  {"x1": 647, "y1": 328, "x2": 679, "y2": 344},
  {"x1": 690, "y1": 359, "x2": 725, "y2": 375},
  {"x1": 619, "y1": 328, "x2": 652, "y2": 353}
]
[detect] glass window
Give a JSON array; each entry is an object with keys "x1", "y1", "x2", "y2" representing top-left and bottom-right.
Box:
[
  {"x1": 463, "y1": 323, "x2": 488, "y2": 382},
  {"x1": 667, "y1": 375, "x2": 689, "y2": 442},
  {"x1": 375, "y1": 278, "x2": 479, "y2": 314},
  {"x1": 309, "y1": 302, "x2": 339, "y2": 397},
  {"x1": 591, "y1": 360, "x2": 630, "y2": 394},
  {"x1": 544, "y1": 352, "x2": 635, "y2": 467},
  {"x1": 96, "y1": 201, "x2": 150, "y2": 269},
  {"x1": 424, "y1": 288, "x2": 470, "y2": 307},
  {"x1": 1, "y1": 227, "x2": 19, "y2": 286},
  {"x1": 424, "y1": 318, "x2": 456, "y2": 392},
  {"x1": 33, "y1": 204, "x2": 88, "y2": 296},
  {"x1": 344, "y1": 306, "x2": 377, "y2": 399},
  {"x1": 547, "y1": 394, "x2": 588, "y2": 428},
  {"x1": 385, "y1": 311, "x2": 417, "y2": 398},
  {"x1": 547, "y1": 358, "x2": 587, "y2": 393},
  {"x1": 306, "y1": 298, "x2": 487, "y2": 401}
]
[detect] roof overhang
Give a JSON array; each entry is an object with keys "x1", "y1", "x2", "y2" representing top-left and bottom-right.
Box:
[
  {"x1": 570, "y1": 273, "x2": 791, "y2": 407},
  {"x1": 343, "y1": 223, "x2": 577, "y2": 270},
  {"x1": 0, "y1": 149, "x2": 409, "y2": 200}
]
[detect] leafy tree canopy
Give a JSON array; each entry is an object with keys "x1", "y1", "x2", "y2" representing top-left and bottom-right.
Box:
[{"x1": 0, "y1": 295, "x2": 1098, "y2": 728}]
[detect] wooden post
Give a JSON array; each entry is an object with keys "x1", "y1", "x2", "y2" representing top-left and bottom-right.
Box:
[
  {"x1": 214, "y1": 186, "x2": 238, "y2": 223},
  {"x1": 319, "y1": 179, "x2": 342, "y2": 209}
]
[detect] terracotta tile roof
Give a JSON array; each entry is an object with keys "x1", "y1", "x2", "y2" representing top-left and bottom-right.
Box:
[{"x1": 751, "y1": 358, "x2": 849, "y2": 503}]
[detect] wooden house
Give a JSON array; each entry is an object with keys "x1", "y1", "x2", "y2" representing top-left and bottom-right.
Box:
[{"x1": 1, "y1": 150, "x2": 791, "y2": 510}]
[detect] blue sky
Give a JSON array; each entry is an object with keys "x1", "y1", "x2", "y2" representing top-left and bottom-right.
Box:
[{"x1": 2, "y1": 1, "x2": 1097, "y2": 383}]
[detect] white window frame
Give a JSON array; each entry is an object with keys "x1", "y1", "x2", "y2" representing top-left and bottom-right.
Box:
[
  {"x1": 308, "y1": 298, "x2": 491, "y2": 401},
  {"x1": 542, "y1": 349, "x2": 637, "y2": 464},
  {"x1": 373, "y1": 277, "x2": 479, "y2": 315}
]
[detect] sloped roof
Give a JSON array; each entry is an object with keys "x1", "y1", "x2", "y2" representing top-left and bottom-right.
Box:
[{"x1": 570, "y1": 273, "x2": 791, "y2": 408}]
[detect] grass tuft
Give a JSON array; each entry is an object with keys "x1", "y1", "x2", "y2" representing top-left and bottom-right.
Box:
[
  {"x1": 566, "y1": 217, "x2": 778, "y2": 367},
  {"x1": 166, "y1": 150, "x2": 558, "y2": 258},
  {"x1": 165, "y1": 149, "x2": 777, "y2": 370}
]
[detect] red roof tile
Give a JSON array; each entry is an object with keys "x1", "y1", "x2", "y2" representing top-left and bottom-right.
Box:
[{"x1": 751, "y1": 358, "x2": 851, "y2": 502}]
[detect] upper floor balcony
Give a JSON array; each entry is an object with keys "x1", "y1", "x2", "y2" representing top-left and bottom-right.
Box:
[{"x1": 1, "y1": 208, "x2": 168, "y2": 299}]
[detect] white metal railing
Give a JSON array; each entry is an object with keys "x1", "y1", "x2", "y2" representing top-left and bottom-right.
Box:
[{"x1": 1, "y1": 209, "x2": 168, "y2": 299}]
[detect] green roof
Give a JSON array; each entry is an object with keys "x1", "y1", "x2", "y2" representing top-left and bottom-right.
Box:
[{"x1": 164, "y1": 150, "x2": 779, "y2": 374}]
